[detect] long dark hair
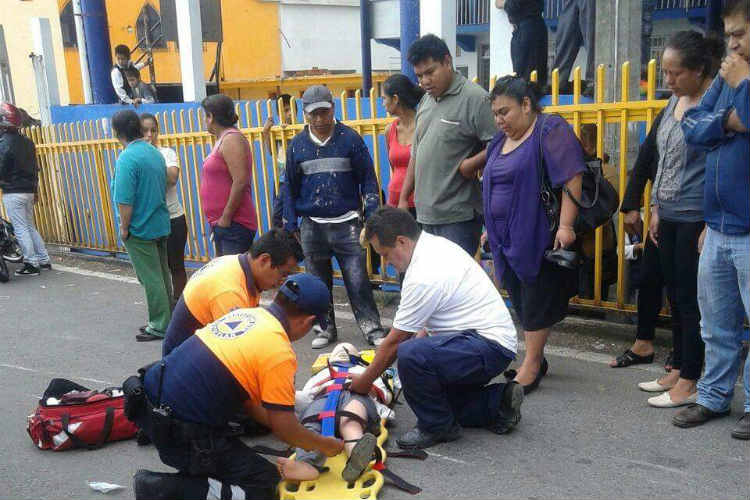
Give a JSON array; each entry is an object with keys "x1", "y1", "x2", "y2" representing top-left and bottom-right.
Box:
[
  {"x1": 490, "y1": 75, "x2": 543, "y2": 113},
  {"x1": 383, "y1": 74, "x2": 425, "y2": 111},
  {"x1": 665, "y1": 30, "x2": 725, "y2": 79},
  {"x1": 201, "y1": 94, "x2": 239, "y2": 127}
]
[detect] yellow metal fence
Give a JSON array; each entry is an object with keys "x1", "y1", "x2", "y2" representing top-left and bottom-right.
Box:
[{"x1": 1, "y1": 61, "x2": 666, "y2": 316}]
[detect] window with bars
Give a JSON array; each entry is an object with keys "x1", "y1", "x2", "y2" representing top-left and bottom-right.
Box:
[
  {"x1": 137, "y1": 4, "x2": 166, "y2": 49},
  {"x1": 60, "y1": 1, "x2": 76, "y2": 48}
]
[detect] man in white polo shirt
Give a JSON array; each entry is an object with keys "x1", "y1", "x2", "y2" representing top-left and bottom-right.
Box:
[{"x1": 350, "y1": 207, "x2": 522, "y2": 449}]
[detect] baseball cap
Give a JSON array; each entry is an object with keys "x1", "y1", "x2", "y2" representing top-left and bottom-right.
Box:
[
  {"x1": 302, "y1": 85, "x2": 333, "y2": 114},
  {"x1": 279, "y1": 273, "x2": 330, "y2": 329},
  {"x1": 0, "y1": 102, "x2": 22, "y2": 129}
]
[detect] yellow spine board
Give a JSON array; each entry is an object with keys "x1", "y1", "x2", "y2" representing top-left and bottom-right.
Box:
[{"x1": 278, "y1": 419, "x2": 388, "y2": 500}]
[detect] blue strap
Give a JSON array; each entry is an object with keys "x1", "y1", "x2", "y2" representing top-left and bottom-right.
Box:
[{"x1": 320, "y1": 364, "x2": 349, "y2": 437}]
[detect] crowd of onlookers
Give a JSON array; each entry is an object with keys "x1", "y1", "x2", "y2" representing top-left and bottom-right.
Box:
[{"x1": 1, "y1": 0, "x2": 747, "y2": 443}]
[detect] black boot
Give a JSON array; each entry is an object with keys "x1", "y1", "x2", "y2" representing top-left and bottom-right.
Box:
[{"x1": 134, "y1": 470, "x2": 208, "y2": 500}]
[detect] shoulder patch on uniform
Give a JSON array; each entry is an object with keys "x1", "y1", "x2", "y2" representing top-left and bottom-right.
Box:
[{"x1": 210, "y1": 309, "x2": 257, "y2": 339}]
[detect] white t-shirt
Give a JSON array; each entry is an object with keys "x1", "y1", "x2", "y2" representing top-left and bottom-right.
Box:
[
  {"x1": 159, "y1": 147, "x2": 184, "y2": 219},
  {"x1": 393, "y1": 232, "x2": 517, "y2": 353}
]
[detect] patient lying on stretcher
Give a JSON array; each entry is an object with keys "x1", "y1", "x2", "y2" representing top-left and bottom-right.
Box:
[{"x1": 277, "y1": 343, "x2": 396, "y2": 482}]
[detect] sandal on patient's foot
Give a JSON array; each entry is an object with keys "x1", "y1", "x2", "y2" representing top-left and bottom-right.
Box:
[{"x1": 342, "y1": 433, "x2": 377, "y2": 482}]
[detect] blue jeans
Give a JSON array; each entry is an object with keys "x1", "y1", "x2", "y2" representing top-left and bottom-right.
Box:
[
  {"x1": 212, "y1": 222, "x2": 255, "y2": 257},
  {"x1": 696, "y1": 228, "x2": 750, "y2": 413},
  {"x1": 397, "y1": 330, "x2": 515, "y2": 433},
  {"x1": 2, "y1": 192, "x2": 49, "y2": 267},
  {"x1": 421, "y1": 215, "x2": 482, "y2": 257},
  {"x1": 300, "y1": 217, "x2": 383, "y2": 337}
]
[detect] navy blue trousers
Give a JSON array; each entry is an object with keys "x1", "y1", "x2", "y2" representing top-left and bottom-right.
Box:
[
  {"x1": 397, "y1": 331, "x2": 514, "y2": 433},
  {"x1": 421, "y1": 215, "x2": 482, "y2": 257}
]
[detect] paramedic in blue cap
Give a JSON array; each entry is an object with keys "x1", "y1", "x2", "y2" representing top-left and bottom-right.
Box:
[{"x1": 130, "y1": 273, "x2": 343, "y2": 500}]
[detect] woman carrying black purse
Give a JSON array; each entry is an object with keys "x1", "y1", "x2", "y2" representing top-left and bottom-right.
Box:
[{"x1": 482, "y1": 77, "x2": 584, "y2": 394}]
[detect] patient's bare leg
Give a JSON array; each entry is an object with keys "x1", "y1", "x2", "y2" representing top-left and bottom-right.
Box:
[{"x1": 340, "y1": 399, "x2": 368, "y2": 455}]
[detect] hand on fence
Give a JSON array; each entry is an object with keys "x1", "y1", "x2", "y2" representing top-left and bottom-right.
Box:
[
  {"x1": 119, "y1": 226, "x2": 129, "y2": 242},
  {"x1": 263, "y1": 116, "x2": 274, "y2": 133},
  {"x1": 720, "y1": 53, "x2": 750, "y2": 89}
]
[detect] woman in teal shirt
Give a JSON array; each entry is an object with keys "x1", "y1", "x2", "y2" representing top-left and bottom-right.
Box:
[{"x1": 111, "y1": 110, "x2": 172, "y2": 342}]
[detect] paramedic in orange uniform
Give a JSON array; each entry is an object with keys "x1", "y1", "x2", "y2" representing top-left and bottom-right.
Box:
[
  {"x1": 162, "y1": 228, "x2": 303, "y2": 356},
  {"x1": 131, "y1": 273, "x2": 344, "y2": 500}
]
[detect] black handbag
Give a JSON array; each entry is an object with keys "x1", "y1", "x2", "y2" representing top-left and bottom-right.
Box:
[{"x1": 536, "y1": 115, "x2": 619, "y2": 237}]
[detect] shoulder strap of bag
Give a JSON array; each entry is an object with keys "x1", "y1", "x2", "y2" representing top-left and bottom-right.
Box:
[
  {"x1": 536, "y1": 115, "x2": 557, "y2": 193},
  {"x1": 563, "y1": 158, "x2": 603, "y2": 210},
  {"x1": 61, "y1": 406, "x2": 115, "y2": 450}
]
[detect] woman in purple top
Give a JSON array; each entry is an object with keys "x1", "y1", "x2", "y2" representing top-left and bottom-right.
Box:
[{"x1": 483, "y1": 76, "x2": 584, "y2": 394}]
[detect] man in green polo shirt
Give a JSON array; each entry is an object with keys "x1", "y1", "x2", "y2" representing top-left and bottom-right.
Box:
[
  {"x1": 111, "y1": 109, "x2": 172, "y2": 342},
  {"x1": 398, "y1": 34, "x2": 497, "y2": 256}
]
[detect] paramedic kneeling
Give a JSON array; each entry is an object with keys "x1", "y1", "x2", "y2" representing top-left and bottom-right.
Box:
[
  {"x1": 350, "y1": 207, "x2": 523, "y2": 449},
  {"x1": 129, "y1": 273, "x2": 344, "y2": 500}
]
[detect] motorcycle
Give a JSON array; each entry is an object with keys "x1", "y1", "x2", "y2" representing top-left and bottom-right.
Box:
[{"x1": 0, "y1": 217, "x2": 24, "y2": 282}]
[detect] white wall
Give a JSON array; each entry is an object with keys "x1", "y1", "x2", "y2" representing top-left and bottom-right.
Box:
[
  {"x1": 454, "y1": 44, "x2": 477, "y2": 80},
  {"x1": 279, "y1": 3, "x2": 400, "y2": 73},
  {"x1": 489, "y1": 6, "x2": 513, "y2": 79},
  {"x1": 419, "y1": 0, "x2": 456, "y2": 61}
]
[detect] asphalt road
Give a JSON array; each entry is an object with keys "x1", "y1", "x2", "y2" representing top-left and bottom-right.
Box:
[{"x1": 1, "y1": 255, "x2": 747, "y2": 500}]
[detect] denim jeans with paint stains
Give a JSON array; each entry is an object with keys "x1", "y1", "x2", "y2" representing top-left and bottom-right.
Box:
[{"x1": 300, "y1": 217, "x2": 384, "y2": 340}]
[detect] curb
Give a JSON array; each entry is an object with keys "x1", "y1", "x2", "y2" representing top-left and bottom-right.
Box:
[{"x1": 48, "y1": 244, "x2": 675, "y2": 346}]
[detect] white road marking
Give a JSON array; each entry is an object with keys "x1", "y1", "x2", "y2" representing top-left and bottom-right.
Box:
[
  {"x1": 609, "y1": 457, "x2": 690, "y2": 476},
  {"x1": 53, "y1": 264, "x2": 138, "y2": 284},
  {"x1": 0, "y1": 363, "x2": 113, "y2": 385},
  {"x1": 425, "y1": 451, "x2": 470, "y2": 465}
]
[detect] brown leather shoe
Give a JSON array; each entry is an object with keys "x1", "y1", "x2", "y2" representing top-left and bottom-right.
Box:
[{"x1": 672, "y1": 403, "x2": 730, "y2": 428}]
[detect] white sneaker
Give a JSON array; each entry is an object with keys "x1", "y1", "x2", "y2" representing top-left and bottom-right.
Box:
[
  {"x1": 647, "y1": 391, "x2": 697, "y2": 408},
  {"x1": 311, "y1": 328, "x2": 337, "y2": 349},
  {"x1": 638, "y1": 379, "x2": 675, "y2": 392}
]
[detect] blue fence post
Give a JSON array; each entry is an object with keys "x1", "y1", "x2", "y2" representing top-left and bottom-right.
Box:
[
  {"x1": 361, "y1": 0, "x2": 373, "y2": 94},
  {"x1": 400, "y1": 0, "x2": 420, "y2": 83},
  {"x1": 80, "y1": 0, "x2": 116, "y2": 104}
]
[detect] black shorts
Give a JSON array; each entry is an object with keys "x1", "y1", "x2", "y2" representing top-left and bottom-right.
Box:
[{"x1": 502, "y1": 258, "x2": 578, "y2": 332}]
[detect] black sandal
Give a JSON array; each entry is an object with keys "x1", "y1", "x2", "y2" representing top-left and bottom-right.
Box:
[
  {"x1": 342, "y1": 433, "x2": 377, "y2": 482},
  {"x1": 611, "y1": 349, "x2": 654, "y2": 368}
]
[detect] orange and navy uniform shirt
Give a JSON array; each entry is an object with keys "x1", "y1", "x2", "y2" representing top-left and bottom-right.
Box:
[
  {"x1": 143, "y1": 305, "x2": 297, "y2": 426},
  {"x1": 162, "y1": 254, "x2": 260, "y2": 356}
]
